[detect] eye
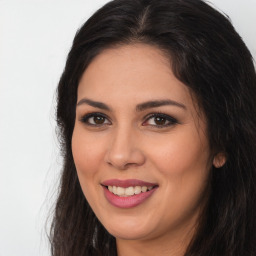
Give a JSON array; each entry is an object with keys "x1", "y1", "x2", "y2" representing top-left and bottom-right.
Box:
[
  {"x1": 142, "y1": 113, "x2": 178, "y2": 128},
  {"x1": 80, "y1": 113, "x2": 111, "y2": 126}
]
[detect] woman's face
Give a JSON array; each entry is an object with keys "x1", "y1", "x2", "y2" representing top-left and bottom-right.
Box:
[{"x1": 72, "y1": 44, "x2": 212, "y2": 242}]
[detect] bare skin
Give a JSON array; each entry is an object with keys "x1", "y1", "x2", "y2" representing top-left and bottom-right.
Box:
[{"x1": 72, "y1": 44, "x2": 224, "y2": 255}]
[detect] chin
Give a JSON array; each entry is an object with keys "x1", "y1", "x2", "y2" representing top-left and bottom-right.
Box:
[
  {"x1": 103, "y1": 217, "x2": 156, "y2": 240},
  {"x1": 109, "y1": 228, "x2": 151, "y2": 241}
]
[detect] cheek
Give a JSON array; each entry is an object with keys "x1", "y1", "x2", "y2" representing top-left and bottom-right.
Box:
[
  {"x1": 150, "y1": 131, "x2": 210, "y2": 174},
  {"x1": 72, "y1": 126, "x2": 104, "y2": 176},
  {"x1": 71, "y1": 126, "x2": 106, "y2": 202},
  {"x1": 148, "y1": 129, "x2": 211, "y2": 203},
  {"x1": 145, "y1": 134, "x2": 211, "y2": 231}
]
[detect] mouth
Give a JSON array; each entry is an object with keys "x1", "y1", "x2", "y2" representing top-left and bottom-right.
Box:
[
  {"x1": 104, "y1": 184, "x2": 156, "y2": 197},
  {"x1": 101, "y1": 179, "x2": 158, "y2": 208}
]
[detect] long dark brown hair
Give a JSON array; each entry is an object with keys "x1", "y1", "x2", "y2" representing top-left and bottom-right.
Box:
[{"x1": 50, "y1": 0, "x2": 256, "y2": 255}]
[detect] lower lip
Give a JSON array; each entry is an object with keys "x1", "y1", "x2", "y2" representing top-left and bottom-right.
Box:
[{"x1": 103, "y1": 186, "x2": 158, "y2": 208}]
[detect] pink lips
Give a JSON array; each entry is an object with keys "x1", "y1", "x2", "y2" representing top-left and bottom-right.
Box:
[{"x1": 101, "y1": 179, "x2": 158, "y2": 208}]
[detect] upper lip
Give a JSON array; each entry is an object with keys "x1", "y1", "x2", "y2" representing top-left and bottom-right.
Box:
[{"x1": 101, "y1": 179, "x2": 158, "y2": 188}]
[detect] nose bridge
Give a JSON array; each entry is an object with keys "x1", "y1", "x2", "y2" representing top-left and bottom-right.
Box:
[
  {"x1": 105, "y1": 123, "x2": 145, "y2": 169},
  {"x1": 112, "y1": 123, "x2": 132, "y2": 151}
]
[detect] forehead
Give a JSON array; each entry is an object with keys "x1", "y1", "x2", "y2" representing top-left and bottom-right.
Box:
[{"x1": 78, "y1": 44, "x2": 191, "y2": 104}]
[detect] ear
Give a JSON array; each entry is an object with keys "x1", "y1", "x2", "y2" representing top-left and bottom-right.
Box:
[{"x1": 213, "y1": 152, "x2": 226, "y2": 168}]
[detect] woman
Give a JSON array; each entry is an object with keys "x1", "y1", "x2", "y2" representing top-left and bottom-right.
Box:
[{"x1": 50, "y1": 0, "x2": 256, "y2": 255}]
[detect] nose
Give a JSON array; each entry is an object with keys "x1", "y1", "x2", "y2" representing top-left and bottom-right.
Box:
[{"x1": 104, "y1": 126, "x2": 146, "y2": 170}]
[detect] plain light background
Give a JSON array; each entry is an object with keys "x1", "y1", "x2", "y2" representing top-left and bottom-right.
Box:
[{"x1": 0, "y1": 1, "x2": 255, "y2": 255}]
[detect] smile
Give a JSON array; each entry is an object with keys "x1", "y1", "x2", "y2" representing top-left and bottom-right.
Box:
[
  {"x1": 108, "y1": 185, "x2": 154, "y2": 197},
  {"x1": 101, "y1": 179, "x2": 158, "y2": 208}
]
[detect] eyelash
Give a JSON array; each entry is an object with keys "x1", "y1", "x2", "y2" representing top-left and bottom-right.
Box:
[
  {"x1": 143, "y1": 113, "x2": 178, "y2": 128},
  {"x1": 79, "y1": 112, "x2": 178, "y2": 128},
  {"x1": 80, "y1": 112, "x2": 111, "y2": 127}
]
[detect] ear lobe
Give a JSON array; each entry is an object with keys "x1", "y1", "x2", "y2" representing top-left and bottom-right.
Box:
[{"x1": 213, "y1": 153, "x2": 226, "y2": 168}]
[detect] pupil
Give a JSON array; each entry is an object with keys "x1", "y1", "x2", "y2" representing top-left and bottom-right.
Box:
[
  {"x1": 155, "y1": 116, "x2": 166, "y2": 125},
  {"x1": 94, "y1": 116, "x2": 105, "y2": 124}
]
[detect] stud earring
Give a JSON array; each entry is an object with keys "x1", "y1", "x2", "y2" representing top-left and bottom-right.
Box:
[{"x1": 213, "y1": 153, "x2": 226, "y2": 168}]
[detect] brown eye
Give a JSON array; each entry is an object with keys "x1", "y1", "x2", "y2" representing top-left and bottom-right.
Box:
[
  {"x1": 154, "y1": 116, "x2": 167, "y2": 125},
  {"x1": 93, "y1": 116, "x2": 106, "y2": 124},
  {"x1": 80, "y1": 113, "x2": 111, "y2": 126},
  {"x1": 143, "y1": 113, "x2": 178, "y2": 128}
]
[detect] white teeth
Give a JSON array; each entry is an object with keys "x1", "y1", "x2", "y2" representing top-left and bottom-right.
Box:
[
  {"x1": 125, "y1": 186, "x2": 134, "y2": 196},
  {"x1": 107, "y1": 185, "x2": 154, "y2": 196},
  {"x1": 134, "y1": 186, "x2": 141, "y2": 194},
  {"x1": 141, "y1": 186, "x2": 147, "y2": 192},
  {"x1": 117, "y1": 186, "x2": 125, "y2": 196}
]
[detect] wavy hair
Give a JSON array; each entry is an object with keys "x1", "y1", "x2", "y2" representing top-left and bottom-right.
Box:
[{"x1": 50, "y1": 0, "x2": 256, "y2": 255}]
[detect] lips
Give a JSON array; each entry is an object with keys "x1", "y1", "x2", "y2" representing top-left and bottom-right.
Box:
[{"x1": 101, "y1": 179, "x2": 158, "y2": 208}]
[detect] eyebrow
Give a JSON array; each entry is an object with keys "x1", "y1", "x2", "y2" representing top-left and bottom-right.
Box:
[
  {"x1": 136, "y1": 99, "x2": 186, "y2": 111},
  {"x1": 77, "y1": 98, "x2": 111, "y2": 110},
  {"x1": 76, "y1": 98, "x2": 186, "y2": 111}
]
